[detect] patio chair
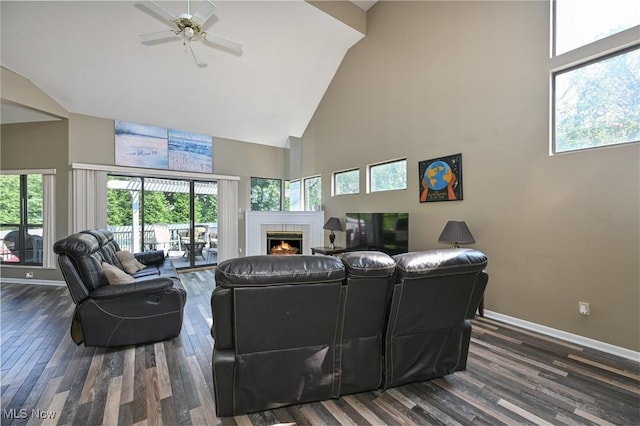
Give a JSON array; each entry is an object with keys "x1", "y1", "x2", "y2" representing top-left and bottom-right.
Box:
[{"x1": 153, "y1": 224, "x2": 181, "y2": 256}]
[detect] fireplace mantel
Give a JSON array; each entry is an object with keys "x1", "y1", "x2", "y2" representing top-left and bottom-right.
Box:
[{"x1": 245, "y1": 211, "x2": 325, "y2": 256}]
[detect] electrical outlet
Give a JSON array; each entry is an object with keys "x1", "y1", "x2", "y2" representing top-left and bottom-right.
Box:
[
  {"x1": 25, "y1": 272, "x2": 33, "y2": 279},
  {"x1": 578, "y1": 301, "x2": 590, "y2": 316}
]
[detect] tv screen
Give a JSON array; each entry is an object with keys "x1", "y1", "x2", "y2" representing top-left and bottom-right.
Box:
[{"x1": 345, "y1": 212, "x2": 409, "y2": 255}]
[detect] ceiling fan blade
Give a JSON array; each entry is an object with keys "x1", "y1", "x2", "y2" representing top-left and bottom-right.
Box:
[
  {"x1": 140, "y1": 29, "x2": 179, "y2": 42},
  {"x1": 190, "y1": 41, "x2": 208, "y2": 66},
  {"x1": 202, "y1": 32, "x2": 242, "y2": 53},
  {"x1": 191, "y1": 0, "x2": 217, "y2": 26},
  {"x1": 142, "y1": 1, "x2": 178, "y2": 25}
]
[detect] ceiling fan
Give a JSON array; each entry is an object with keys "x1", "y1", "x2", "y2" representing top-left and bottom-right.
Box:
[{"x1": 139, "y1": 0, "x2": 242, "y2": 66}]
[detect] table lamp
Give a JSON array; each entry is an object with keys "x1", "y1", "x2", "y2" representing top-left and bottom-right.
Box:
[
  {"x1": 323, "y1": 217, "x2": 343, "y2": 249},
  {"x1": 438, "y1": 220, "x2": 475, "y2": 248}
]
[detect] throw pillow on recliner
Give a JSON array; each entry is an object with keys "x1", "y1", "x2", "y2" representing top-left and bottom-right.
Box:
[
  {"x1": 115, "y1": 250, "x2": 146, "y2": 274},
  {"x1": 102, "y1": 262, "x2": 135, "y2": 285}
]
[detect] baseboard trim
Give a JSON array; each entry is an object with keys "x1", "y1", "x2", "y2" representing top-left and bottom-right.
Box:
[
  {"x1": 484, "y1": 310, "x2": 640, "y2": 362},
  {"x1": 0, "y1": 278, "x2": 66, "y2": 287}
]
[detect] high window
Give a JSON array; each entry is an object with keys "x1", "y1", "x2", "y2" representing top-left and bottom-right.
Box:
[
  {"x1": 250, "y1": 177, "x2": 282, "y2": 211},
  {"x1": 287, "y1": 180, "x2": 301, "y2": 211},
  {"x1": 304, "y1": 176, "x2": 322, "y2": 211},
  {"x1": 0, "y1": 171, "x2": 55, "y2": 267},
  {"x1": 333, "y1": 169, "x2": 360, "y2": 196},
  {"x1": 551, "y1": 0, "x2": 640, "y2": 153},
  {"x1": 368, "y1": 159, "x2": 407, "y2": 193}
]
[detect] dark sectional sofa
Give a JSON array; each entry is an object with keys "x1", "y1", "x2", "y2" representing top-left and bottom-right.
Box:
[
  {"x1": 53, "y1": 229, "x2": 186, "y2": 347},
  {"x1": 211, "y1": 248, "x2": 488, "y2": 417}
]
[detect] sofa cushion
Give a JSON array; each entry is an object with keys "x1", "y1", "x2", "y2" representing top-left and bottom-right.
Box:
[
  {"x1": 215, "y1": 255, "x2": 345, "y2": 288},
  {"x1": 393, "y1": 248, "x2": 487, "y2": 278},
  {"x1": 340, "y1": 250, "x2": 396, "y2": 277},
  {"x1": 116, "y1": 250, "x2": 146, "y2": 274},
  {"x1": 102, "y1": 262, "x2": 135, "y2": 285}
]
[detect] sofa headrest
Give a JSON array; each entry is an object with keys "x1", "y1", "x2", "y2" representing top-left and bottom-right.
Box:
[
  {"x1": 393, "y1": 248, "x2": 487, "y2": 279},
  {"x1": 53, "y1": 232, "x2": 100, "y2": 257},
  {"x1": 81, "y1": 229, "x2": 114, "y2": 246},
  {"x1": 215, "y1": 255, "x2": 345, "y2": 288},
  {"x1": 340, "y1": 251, "x2": 396, "y2": 278}
]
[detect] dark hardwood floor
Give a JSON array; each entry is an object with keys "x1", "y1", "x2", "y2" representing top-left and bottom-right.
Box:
[{"x1": 1, "y1": 269, "x2": 638, "y2": 425}]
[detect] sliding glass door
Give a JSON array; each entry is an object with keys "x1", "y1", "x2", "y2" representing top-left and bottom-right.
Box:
[{"x1": 107, "y1": 175, "x2": 218, "y2": 269}]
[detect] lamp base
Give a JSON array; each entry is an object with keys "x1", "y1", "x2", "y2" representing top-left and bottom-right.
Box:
[{"x1": 329, "y1": 231, "x2": 336, "y2": 249}]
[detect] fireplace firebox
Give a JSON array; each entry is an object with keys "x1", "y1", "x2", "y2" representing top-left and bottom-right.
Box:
[{"x1": 266, "y1": 231, "x2": 303, "y2": 255}]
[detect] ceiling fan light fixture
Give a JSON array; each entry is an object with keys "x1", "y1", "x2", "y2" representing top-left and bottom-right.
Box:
[{"x1": 139, "y1": 0, "x2": 242, "y2": 66}]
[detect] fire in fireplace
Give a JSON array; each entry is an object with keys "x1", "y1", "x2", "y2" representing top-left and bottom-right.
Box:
[{"x1": 267, "y1": 231, "x2": 303, "y2": 255}]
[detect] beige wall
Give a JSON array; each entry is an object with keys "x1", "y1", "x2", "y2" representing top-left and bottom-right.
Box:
[
  {"x1": 302, "y1": 1, "x2": 640, "y2": 351},
  {"x1": 1, "y1": 67, "x2": 68, "y2": 119}
]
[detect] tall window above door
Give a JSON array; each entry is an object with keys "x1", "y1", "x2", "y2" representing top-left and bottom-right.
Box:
[{"x1": 551, "y1": 0, "x2": 640, "y2": 153}]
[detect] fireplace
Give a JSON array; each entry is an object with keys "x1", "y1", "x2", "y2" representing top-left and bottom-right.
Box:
[
  {"x1": 267, "y1": 231, "x2": 303, "y2": 255},
  {"x1": 245, "y1": 211, "x2": 325, "y2": 256}
]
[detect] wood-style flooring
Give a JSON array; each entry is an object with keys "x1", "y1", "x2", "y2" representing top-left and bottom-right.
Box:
[{"x1": 1, "y1": 268, "x2": 638, "y2": 425}]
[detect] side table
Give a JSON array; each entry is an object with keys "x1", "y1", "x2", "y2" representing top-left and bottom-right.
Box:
[{"x1": 310, "y1": 246, "x2": 346, "y2": 256}]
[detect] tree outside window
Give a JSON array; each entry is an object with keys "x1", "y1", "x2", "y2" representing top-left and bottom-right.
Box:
[
  {"x1": 250, "y1": 177, "x2": 282, "y2": 211},
  {"x1": 552, "y1": 0, "x2": 639, "y2": 153},
  {"x1": 0, "y1": 174, "x2": 44, "y2": 265},
  {"x1": 554, "y1": 48, "x2": 640, "y2": 152},
  {"x1": 304, "y1": 176, "x2": 322, "y2": 211},
  {"x1": 369, "y1": 159, "x2": 407, "y2": 193},
  {"x1": 334, "y1": 169, "x2": 360, "y2": 195}
]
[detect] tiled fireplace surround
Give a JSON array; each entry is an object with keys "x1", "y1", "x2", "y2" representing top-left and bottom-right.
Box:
[{"x1": 245, "y1": 211, "x2": 325, "y2": 256}]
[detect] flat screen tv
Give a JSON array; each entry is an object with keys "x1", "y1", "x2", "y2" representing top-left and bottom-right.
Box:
[{"x1": 345, "y1": 212, "x2": 409, "y2": 255}]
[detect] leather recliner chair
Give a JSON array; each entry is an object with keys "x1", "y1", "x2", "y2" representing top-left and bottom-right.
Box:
[
  {"x1": 383, "y1": 248, "x2": 488, "y2": 388},
  {"x1": 211, "y1": 252, "x2": 397, "y2": 417},
  {"x1": 54, "y1": 229, "x2": 187, "y2": 347}
]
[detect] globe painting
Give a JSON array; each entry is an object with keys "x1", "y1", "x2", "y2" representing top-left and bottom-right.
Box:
[
  {"x1": 418, "y1": 153, "x2": 463, "y2": 202},
  {"x1": 424, "y1": 161, "x2": 452, "y2": 191}
]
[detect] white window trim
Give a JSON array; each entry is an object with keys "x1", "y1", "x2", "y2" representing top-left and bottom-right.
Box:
[{"x1": 0, "y1": 169, "x2": 56, "y2": 269}]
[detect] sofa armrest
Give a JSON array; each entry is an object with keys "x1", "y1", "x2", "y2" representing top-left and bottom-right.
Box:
[
  {"x1": 211, "y1": 287, "x2": 234, "y2": 349},
  {"x1": 90, "y1": 278, "x2": 174, "y2": 299},
  {"x1": 135, "y1": 250, "x2": 165, "y2": 265}
]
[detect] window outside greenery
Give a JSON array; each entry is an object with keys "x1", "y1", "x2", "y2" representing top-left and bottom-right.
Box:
[
  {"x1": 554, "y1": 48, "x2": 640, "y2": 152},
  {"x1": 0, "y1": 174, "x2": 44, "y2": 265},
  {"x1": 334, "y1": 169, "x2": 360, "y2": 195},
  {"x1": 369, "y1": 159, "x2": 407, "y2": 193},
  {"x1": 552, "y1": 0, "x2": 639, "y2": 153},
  {"x1": 304, "y1": 176, "x2": 322, "y2": 211},
  {"x1": 250, "y1": 177, "x2": 282, "y2": 211}
]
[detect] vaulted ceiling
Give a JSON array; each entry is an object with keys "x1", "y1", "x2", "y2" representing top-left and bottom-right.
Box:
[{"x1": 1, "y1": 1, "x2": 376, "y2": 148}]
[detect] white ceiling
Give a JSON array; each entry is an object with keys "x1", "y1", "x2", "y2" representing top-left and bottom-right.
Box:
[{"x1": 0, "y1": 1, "x2": 369, "y2": 148}]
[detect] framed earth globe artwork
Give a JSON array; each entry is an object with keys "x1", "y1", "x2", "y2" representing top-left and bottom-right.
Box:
[{"x1": 419, "y1": 153, "x2": 463, "y2": 202}]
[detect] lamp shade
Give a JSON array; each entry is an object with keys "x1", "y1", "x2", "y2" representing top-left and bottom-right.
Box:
[
  {"x1": 438, "y1": 221, "x2": 475, "y2": 247},
  {"x1": 323, "y1": 217, "x2": 343, "y2": 231}
]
